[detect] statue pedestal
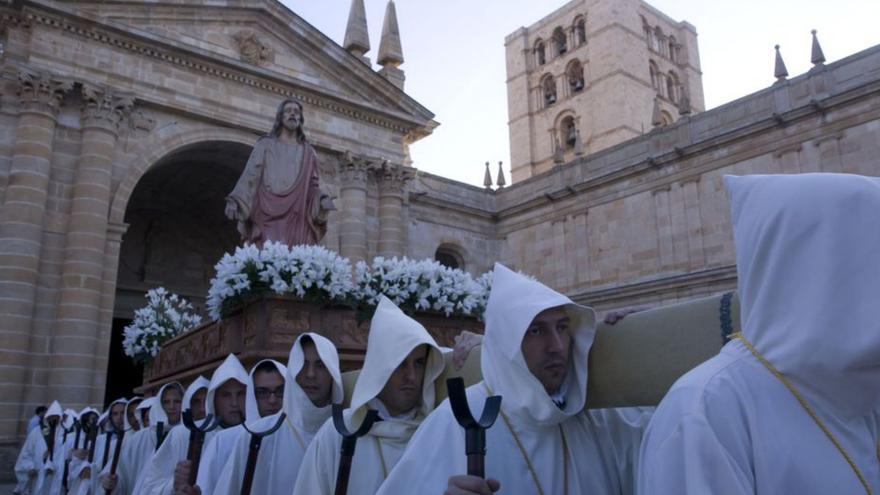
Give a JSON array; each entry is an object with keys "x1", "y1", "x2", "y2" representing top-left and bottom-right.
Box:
[{"x1": 139, "y1": 295, "x2": 483, "y2": 392}]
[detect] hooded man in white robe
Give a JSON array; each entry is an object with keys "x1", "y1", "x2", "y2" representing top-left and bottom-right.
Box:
[
  {"x1": 213, "y1": 333, "x2": 344, "y2": 494},
  {"x1": 131, "y1": 354, "x2": 249, "y2": 495},
  {"x1": 182, "y1": 377, "x2": 209, "y2": 422},
  {"x1": 293, "y1": 296, "x2": 446, "y2": 495},
  {"x1": 125, "y1": 398, "x2": 143, "y2": 433},
  {"x1": 378, "y1": 263, "x2": 652, "y2": 495},
  {"x1": 101, "y1": 381, "x2": 182, "y2": 495},
  {"x1": 14, "y1": 401, "x2": 65, "y2": 495},
  {"x1": 65, "y1": 407, "x2": 100, "y2": 495},
  {"x1": 638, "y1": 173, "x2": 880, "y2": 494},
  {"x1": 71, "y1": 398, "x2": 127, "y2": 495},
  {"x1": 193, "y1": 359, "x2": 287, "y2": 495}
]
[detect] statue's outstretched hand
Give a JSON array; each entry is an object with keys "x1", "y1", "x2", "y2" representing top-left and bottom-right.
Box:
[{"x1": 224, "y1": 199, "x2": 238, "y2": 220}]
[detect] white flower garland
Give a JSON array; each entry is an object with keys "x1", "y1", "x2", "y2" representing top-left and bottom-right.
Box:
[
  {"x1": 122, "y1": 288, "x2": 202, "y2": 364},
  {"x1": 206, "y1": 241, "x2": 354, "y2": 320}
]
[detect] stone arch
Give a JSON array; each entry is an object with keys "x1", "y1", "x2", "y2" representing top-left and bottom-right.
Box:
[
  {"x1": 434, "y1": 243, "x2": 467, "y2": 270},
  {"x1": 541, "y1": 74, "x2": 557, "y2": 107},
  {"x1": 554, "y1": 110, "x2": 579, "y2": 150},
  {"x1": 567, "y1": 59, "x2": 585, "y2": 93},
  {"x1": 660, "y1": 110, "x2": 673, "y2": 126},
  {"x1": 553, "y1": 27, "x2": 568, "y2": 56},
  {"x1": 534, "y1": 38, "x2": 546, "y2": 66},
  {"x1": 573, "y1": 16, "x2": 587, "y2": 45},
  {"x1": 110, "y1": 126, "x2": 258, "y2": 225}
]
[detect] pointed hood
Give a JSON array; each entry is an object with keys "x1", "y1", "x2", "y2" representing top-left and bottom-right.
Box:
[
  {"x1": 377, "y1": 0, "x2": 404, "y2": 67},
  {"x1": 101, "y1": 398, "x2": 128, "y2": 432},
  {"x1": 285, "y1": 333, "x2": 344, "y2": 433},
  {"x1": 62, "y1": 408, "x2": 79, "y2": 430},
  {"x1": 347, "y1": 296, "x2": 444, "y2": 436},
  {"x1": 154, "y1": 381, "x2": 183, "y2": 426},
  {"x1": 136, "y1": 397, "x2": 156, "y2": 427},
  {"x1": 244, "y1": 359, "x2": 287, "y2": 427},
  {"x1": 343, "y1": 0, "x2": 370, "y2": 57},
  {"x1": 725, "y1": 173, "x2": 880, "y2": 418},
  {"x1": 45, "y1": 401, "x2": 63, "y2": 420},
  {"x1": 205, "y1": 353, "x2": 249, "y2": 419},
  {"x1": 183, "y1": 376, "x2": 210, "y2": 411},
  {"x1": 482, "y1": 263, "x2": 596, "y2": 426},
  {"x1": 124, "y1": 397, "x2": 142, "y2": 430},
  {"x1": 78, "y1": 406, "x2": 99, "y2": 422}
]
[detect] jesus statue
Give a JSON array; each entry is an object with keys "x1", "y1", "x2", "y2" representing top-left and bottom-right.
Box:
[{"x1": 225, "y1": 99, "x2": 334, "y2": 246}]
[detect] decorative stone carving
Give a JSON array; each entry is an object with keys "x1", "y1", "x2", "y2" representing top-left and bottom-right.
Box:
[
  {"x1": 129, "y1": 109, "x2": 156, "y2": 132},
  {"x1": 377, "y1": 161, "x2": 414, "y2": 196},
  {"x1": 81, "y1": 84, "x2": 135, "y2": 132},
  {"x1": 338, "y1": 151, "x2": 372, "y2": 185},
  {"x1": 16, "y1": 68, "x2": 73, "y2": 115},
  {"x1": 232, "y1": 31, "x2": 274, "y2": 66}
]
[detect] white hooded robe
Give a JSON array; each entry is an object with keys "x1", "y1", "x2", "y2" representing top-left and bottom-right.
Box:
[
  {"x1": 15, "y1": 401, "x2": 65, "y2": 495},
  {"x1": 212, "y1": 333, "x2": 344, "y2": 495},
  {"x1": 377, "y1": 263, "x2": 651, "y2": 495},
  {"x1": 195, "y1": 359, "x2": 287, "y2": 495},
  {"x1": 638, "y1": 173, "x2": 880, "y2": 494},
  {"x1": 133, "y1": 354, "x2": 249, "y2": 495},
  {"x1": 293, "y1": 296, "x2": 445, "y2": 495}
]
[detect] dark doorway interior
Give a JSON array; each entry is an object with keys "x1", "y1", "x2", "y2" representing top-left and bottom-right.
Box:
[{"x1": 104, "y1": 318, "x2": 140, "y2": 406}]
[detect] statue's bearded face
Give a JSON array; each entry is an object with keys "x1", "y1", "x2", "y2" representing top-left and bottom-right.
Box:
[{"x1": 281, "y1": 102, "x2": 303, "y2": 132}]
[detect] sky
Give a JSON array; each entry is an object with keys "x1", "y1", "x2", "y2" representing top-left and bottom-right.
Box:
[{"x1": 283, "y1": 0, "x2": 880, "y2": 186}]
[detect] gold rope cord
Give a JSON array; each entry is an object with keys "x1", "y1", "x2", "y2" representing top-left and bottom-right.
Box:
[
  {"x1": 731, "y1": 332, "x2": 872, "y2": 495},
  {"x1": 486, "y1": 384, "x2": 568, "y2": 495}
]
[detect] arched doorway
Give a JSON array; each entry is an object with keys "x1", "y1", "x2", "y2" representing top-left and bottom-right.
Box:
[{"x1": 105, "y1": 140, "x2": 252, "y2": 401}]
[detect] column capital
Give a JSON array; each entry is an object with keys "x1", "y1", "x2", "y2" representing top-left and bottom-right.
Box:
[
  {"x1": 377, "y1": 161, "x2": 414, "y2": 196},
  {"x1": 338, "y1": 151, "x2": 371, "y2": 186},
  {"x1": 16, "y1": 68, "x2": 73, "y2": 116},
  {"x1": 81, "y1": 84, "x2": 135, "y2": 133}
]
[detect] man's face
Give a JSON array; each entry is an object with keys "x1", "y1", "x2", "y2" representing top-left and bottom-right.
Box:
[
  {"x1": 281, "y1": 102, "x2": 303, "y2": 132},
  {"x1": 253, "y1": 369, "x2": 284, "y2": 417},
  {"x1": 110, "y1": 404, "x2": 125, "y2": 431},
  {"x1": 213, "y1": 380, "x2": 246, "y2": 427},
  {"x1": 189, "y1": 389, "x2": 207, "y2": 421},
  {"x1": 521, "y1": 306, "x2": 572, "y2": 395},
  {"x1": 161, "y1": 387, "x2": 183, "y2": 425},
  {"x1": 126, "y1": 401, "x2": 141, "y2": 430},
  {"x1": 377, "y1": 345, "x2": 429, "y2": 417},
  {"x1": 83, "y1": 412, "x2": 98, "y2": 428},
  {"x1": 295, "y1": 341, "x2": 334, "y2": 407}
]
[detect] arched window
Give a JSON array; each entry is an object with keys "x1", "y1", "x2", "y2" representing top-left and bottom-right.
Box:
[
  {"x1": 553, "y1": 27, "x2": 567, "y2": 56},
  {"x1": 435, "y1": 245, "x2": 465, "y2": 270},
  {"x1": 653, "y1": 27, "x2": 663, "y2": 53},
  {"x1": 567, "y1": 60, "x2": 585, "y2": 93},
  {"x1": 542, "y1": 74, "x2": 557, "y2": 106},
  {"x1": 668, "y1": 36, "x2": 677, "y2": 62},
  {"x1": 574, "y1": 17, "x2": 587, "y2": 45},
  {"x1": 535, "y1": 39, "x2": 546, "y2": 66},
  {"x1": 667, "y1": 71, "x2": 679, "y2": 103},
  {"x1": 649, "y1": 60, "x2": 660, "y2": 92},
  {"x1": 560, "y1": 116, "x2": 577, "y2": 149}
]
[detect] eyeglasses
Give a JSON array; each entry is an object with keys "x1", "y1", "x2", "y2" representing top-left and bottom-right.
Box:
[{"x1": 254, "y1": 387, "x2": 284, "y2": 399}]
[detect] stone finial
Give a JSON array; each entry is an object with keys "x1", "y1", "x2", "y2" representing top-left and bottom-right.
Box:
[
  {"x1": 811, "y1": 29, "x2": 826, "y2": 67},
  {"x1": 573, "y1": 130, "x2": 585, "y2": 156},
  {"x1": 483, "y1": 161, "x2": 493, "y2": 189},
  {"x1": 553, "y1": 139, "x2": 565, "y2": 164},
  {"x1": 343, "y1": 0, "x2": 371, "y2": 63},
  {"x1": 378, "y1": 0, "x2": 404, "y2": 67},
  {"x1": 774, "y1": 45, "x2": 789, "y2": 82},
  {"x1": 651, "y1": 97, "x2": 663, "y2": 127},
  {"x1": 677, "y1": 85, "x2": 692, "y2": 116},
  {"x1": 496, "y1": 161, "x2": 506, "y2": 188}
]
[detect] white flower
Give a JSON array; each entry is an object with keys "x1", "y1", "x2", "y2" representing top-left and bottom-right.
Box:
[{"x1": 122, "y1": 288, "x2": 202, "y2": 364}]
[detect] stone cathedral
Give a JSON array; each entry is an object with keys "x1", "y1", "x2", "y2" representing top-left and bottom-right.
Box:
[{"x1": 1, "y1": 0, "x2": 880, "y2": 476}]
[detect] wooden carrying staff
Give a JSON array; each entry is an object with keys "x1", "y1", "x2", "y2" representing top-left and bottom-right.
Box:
[
  {"x1": 446, "y1": 377, "x2": 501, "y2": 478},
  {"x1": 104, "y1": 421, "x2": 126, "y2": 495},
  {"x1": 182, "y1": 410, "x2": 219, "y2": 487},
  {"x1": 331, "y1": 405, "x2": 380, "y2": 495},
  {"x1": 238, "y1": 413, "x2": 287, "y2": 495}
]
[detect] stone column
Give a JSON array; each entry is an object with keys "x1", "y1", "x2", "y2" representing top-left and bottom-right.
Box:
[
  {"x1": 376, "y1": 164, "x2": 412, "y2": 258},
  {"x1": 0, "y1": 69, "x2": 72, "y2": 441},
  {"x1": 48, "y1": 85, "x2": 133, "y2": 406},
  {"x1": 337, "y1": 155, "x2": 370, "y2": 263},
  {"x1": 90, "y1": 221, "x2": 128, "y2": 404}
]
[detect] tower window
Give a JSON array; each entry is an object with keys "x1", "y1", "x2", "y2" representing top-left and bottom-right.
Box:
[
  {"x1": 535, "y1": 40, "x2": 546, "y2": 66},
  {"x1": 561, "y1": 116, "x2": 577, "y2": 149},
  {"x1": 553, "y1": 27, "x2": 567, "y2": 56},
  {"x1": 568, "y1": 60, "x2": 585, "y2": 93},
  {"x1": 574, "y1": 17, "x2": 587, "y2": 45},
  {"x1": 435, "y1": 245, "x2": 465, "y2": 270},
  {"x1": 542, "y1": 75, "x2": 557, "y2": 106},
  {"x1": 667, "y1": 71, "x2": 679, "y2": 103}
]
